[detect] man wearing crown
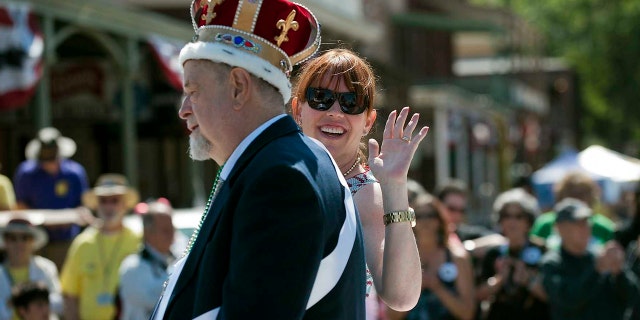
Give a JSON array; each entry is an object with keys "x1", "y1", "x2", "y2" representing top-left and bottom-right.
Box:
[{"x1": 151, "y1": 0, "x2": 366, "y2": 319}]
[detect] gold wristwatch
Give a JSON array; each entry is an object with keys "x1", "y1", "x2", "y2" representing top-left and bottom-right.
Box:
[{"x1": 383, "y1": 208, "x2": 416, "y2": 227}]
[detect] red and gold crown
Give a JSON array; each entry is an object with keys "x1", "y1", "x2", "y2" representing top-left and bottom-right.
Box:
[{"x1": 179, "y1": 0, "x2": 321, "y2": 102}]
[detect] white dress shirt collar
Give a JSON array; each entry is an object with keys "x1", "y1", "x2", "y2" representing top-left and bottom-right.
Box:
[{"x1": 219, "y1": 114, "x2": 287, "y2": 180}]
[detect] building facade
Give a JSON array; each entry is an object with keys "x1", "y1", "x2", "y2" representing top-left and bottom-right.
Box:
[{"x1": 0, "y1": 0, "x2": 576, "y2": 217}]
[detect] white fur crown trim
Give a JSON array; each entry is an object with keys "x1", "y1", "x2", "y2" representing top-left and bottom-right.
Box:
[{"x1": 179, "y1": 41, "x2": 292, "y2": 103}]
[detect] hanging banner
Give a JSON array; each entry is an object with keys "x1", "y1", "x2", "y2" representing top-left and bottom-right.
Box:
[
  {"x1": 0, "y1": 2, "x2": 43, "y2": 111},
  {"x1": 50, "y1": 59, "x2": 116, "y2": 119},
  {"x1": 148, "y1": 35, "x2": 185, "y2": 91}
]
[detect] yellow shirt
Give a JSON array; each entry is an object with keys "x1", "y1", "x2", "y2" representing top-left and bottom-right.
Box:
[
  {"x1": 61, "y1": 226, "x2": 141, "y2": 320},
  {"x1": 0, "y1": 174, "x2": 15, "y2": 210},
  {"x1": 8, "y1": 266, "x2": 29, "y2": 320},
  {"x1": 7, "y1": 266, "x2": 29, "y2": 284}
]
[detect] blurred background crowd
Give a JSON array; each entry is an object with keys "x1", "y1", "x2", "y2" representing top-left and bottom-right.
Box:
[{"x1": 0, "y1": 125, "x2": 638, "y2": 320}]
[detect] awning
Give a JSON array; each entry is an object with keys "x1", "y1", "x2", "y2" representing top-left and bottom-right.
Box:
[
  {"x1": 25, "y1": 0, "x2": 193, "y2": 41},
  {"x1": 392, "y1": 12, "x2": 504, "y2": 33},
  {"x1": 296, "y1": 0, "x2": 383, "y2": 43}
]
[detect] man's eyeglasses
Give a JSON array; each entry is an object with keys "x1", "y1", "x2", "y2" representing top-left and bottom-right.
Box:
[
  {"x1": 4, "y1": 233, "x2": 33, "y2": 242},
  {"x1": 305, "y1": 87, "x2": 368, "y2": 115}
]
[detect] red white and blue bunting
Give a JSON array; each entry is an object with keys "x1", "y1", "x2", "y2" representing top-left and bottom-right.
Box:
[
  {"x1": 0, "y1": 2, "x2": 43, "y2": 111},
  {"x1": 147, "y1": 35, "x2": 185, "y2": 92}
]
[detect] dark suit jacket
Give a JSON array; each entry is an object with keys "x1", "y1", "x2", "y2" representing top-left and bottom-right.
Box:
[{"x1": 161, "y1": 116, "x2": 366, "y2": 319}]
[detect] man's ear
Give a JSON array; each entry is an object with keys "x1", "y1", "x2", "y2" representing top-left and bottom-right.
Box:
[{"x1": 229, "y1": 68, "x2": 252, "y2": 109}]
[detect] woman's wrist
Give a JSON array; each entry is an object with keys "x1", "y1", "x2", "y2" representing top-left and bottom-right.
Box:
[
  {"x1": 377, "y1": 179, "x2": 408, "y2": 190},
  {"x1": 379, "y1": 183, "x2": 410, "y2": 212}
]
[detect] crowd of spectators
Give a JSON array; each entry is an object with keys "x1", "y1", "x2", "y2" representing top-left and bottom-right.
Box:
[
  {"x1": 382, "y1": 175, "x2": 640, "y2": 320},
  {"x1": 0, "y1": 127, "x2": 639, "y2": 320}
]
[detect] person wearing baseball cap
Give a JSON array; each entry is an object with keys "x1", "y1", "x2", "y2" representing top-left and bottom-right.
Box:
[
  {"x1": 151, "y1": 0, "x2": 365, "y2": 319},
  {"x1": 539, "y1": 198, "x2": 639, "y2": 320}
]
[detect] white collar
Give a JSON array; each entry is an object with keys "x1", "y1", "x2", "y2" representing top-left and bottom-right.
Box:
[
  {"x1": 219, "y1": 114, "x2": 286, "y2": 180},
  {"x1": 144, "y1": 243, "x2": 174, "y2": 263}
]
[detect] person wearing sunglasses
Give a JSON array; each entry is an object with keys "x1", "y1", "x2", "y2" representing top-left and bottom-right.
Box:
[
  {"x1": 61, "y1": 174, "x2": 141, "y2": 320},
  {"x1": 387, "y1": 192, "x2": 476, "y2": 320},
  {"x1": 539, "y1": 198, "x2": 639, "y2": 320},
  {"x1": 291, "y1": 48, "x2": 427, "y2": 314},
  {"x1": 476, "y1": 188, "x2": 549, "y2": 320},
  {"x1": 436, "y1": 180, "x2": 496, "y2": 247},
  {"x1": 0, "y1": 216, "x2": 63, "y2": 320}
]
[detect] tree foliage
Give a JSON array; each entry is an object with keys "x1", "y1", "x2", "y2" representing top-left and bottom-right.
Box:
[{"x1": 472, "y1": 0, "x2": 640, "y2": 149}]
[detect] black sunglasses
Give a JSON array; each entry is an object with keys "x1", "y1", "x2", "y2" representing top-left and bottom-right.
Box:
[
  {"x1": 4, "y1": 233, "x2": 33, "y2": 242},
  {"x1": 305, "y1": 87, "x2": 368, "y2": 115}
]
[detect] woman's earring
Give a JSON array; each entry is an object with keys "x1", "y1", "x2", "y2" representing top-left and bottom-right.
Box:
[{"x1": 296, "y1": 118, "x2": 302, "y2": 127}]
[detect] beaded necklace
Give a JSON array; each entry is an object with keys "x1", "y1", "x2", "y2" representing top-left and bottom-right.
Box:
[
  {"x1": 343, "y1": 156, "x2": 361, "y2": 177},
  {"x1": 183, "y1": 164, "x2": 225, "y2": 256}
]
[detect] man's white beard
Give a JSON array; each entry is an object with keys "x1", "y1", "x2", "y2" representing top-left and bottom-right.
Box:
[{"x1": 189, "y1": 132, "x2": 212, "y2": 161}]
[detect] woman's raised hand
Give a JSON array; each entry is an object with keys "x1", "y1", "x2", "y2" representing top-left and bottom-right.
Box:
[{"x1": 368, "y1": 106, "x2": 429, "y2": 185}]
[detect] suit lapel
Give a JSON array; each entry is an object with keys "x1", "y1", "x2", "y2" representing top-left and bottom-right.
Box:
[
  {"x1": 166, "y1": 115, "x2": 300, "y2": 311},
  {"x1": 168, "y1": 184, "x2": 231, "y2": 305},
  {"x1": 225, "y1": 116, "x2": 300, "y2": 184}
]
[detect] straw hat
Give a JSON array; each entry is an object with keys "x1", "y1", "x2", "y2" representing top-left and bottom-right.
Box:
[
  {"x1": 0, "y1": 215, "x2": 48, "y2": 251},
  {"x1": 82, "y1": 174, "x2": 140, "y2": 210},
  {"x1": 25, "y1": 127, "x2": 77, "y2": 161}
]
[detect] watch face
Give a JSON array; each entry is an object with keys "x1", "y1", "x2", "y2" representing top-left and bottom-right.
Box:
[
  {"x1": 438, "y1": 262, "x2": 458, "y2": 282},
  {"x1": 522, "y1": 246, "x2": 542, "y2": 265}
]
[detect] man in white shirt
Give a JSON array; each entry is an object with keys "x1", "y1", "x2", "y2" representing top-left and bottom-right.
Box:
[{"x1": 119, "y1": 199, "x2": 175, "y2": 320}]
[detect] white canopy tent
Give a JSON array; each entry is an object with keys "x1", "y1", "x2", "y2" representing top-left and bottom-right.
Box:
[
  {"x1": 531, "y1": 145, "x2": 640, "y2": 209},
  {"x1": 578, "y1": 145, "x2": 640, "y2": 183}
]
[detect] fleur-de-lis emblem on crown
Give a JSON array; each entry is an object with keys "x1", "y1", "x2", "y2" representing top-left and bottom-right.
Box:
[
  {"x1": 200, "y1": 0, "x2": 224, "y2": 24},
  {"x1": 274, "y1": 10, "x2": 299, "y2": 47}
]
